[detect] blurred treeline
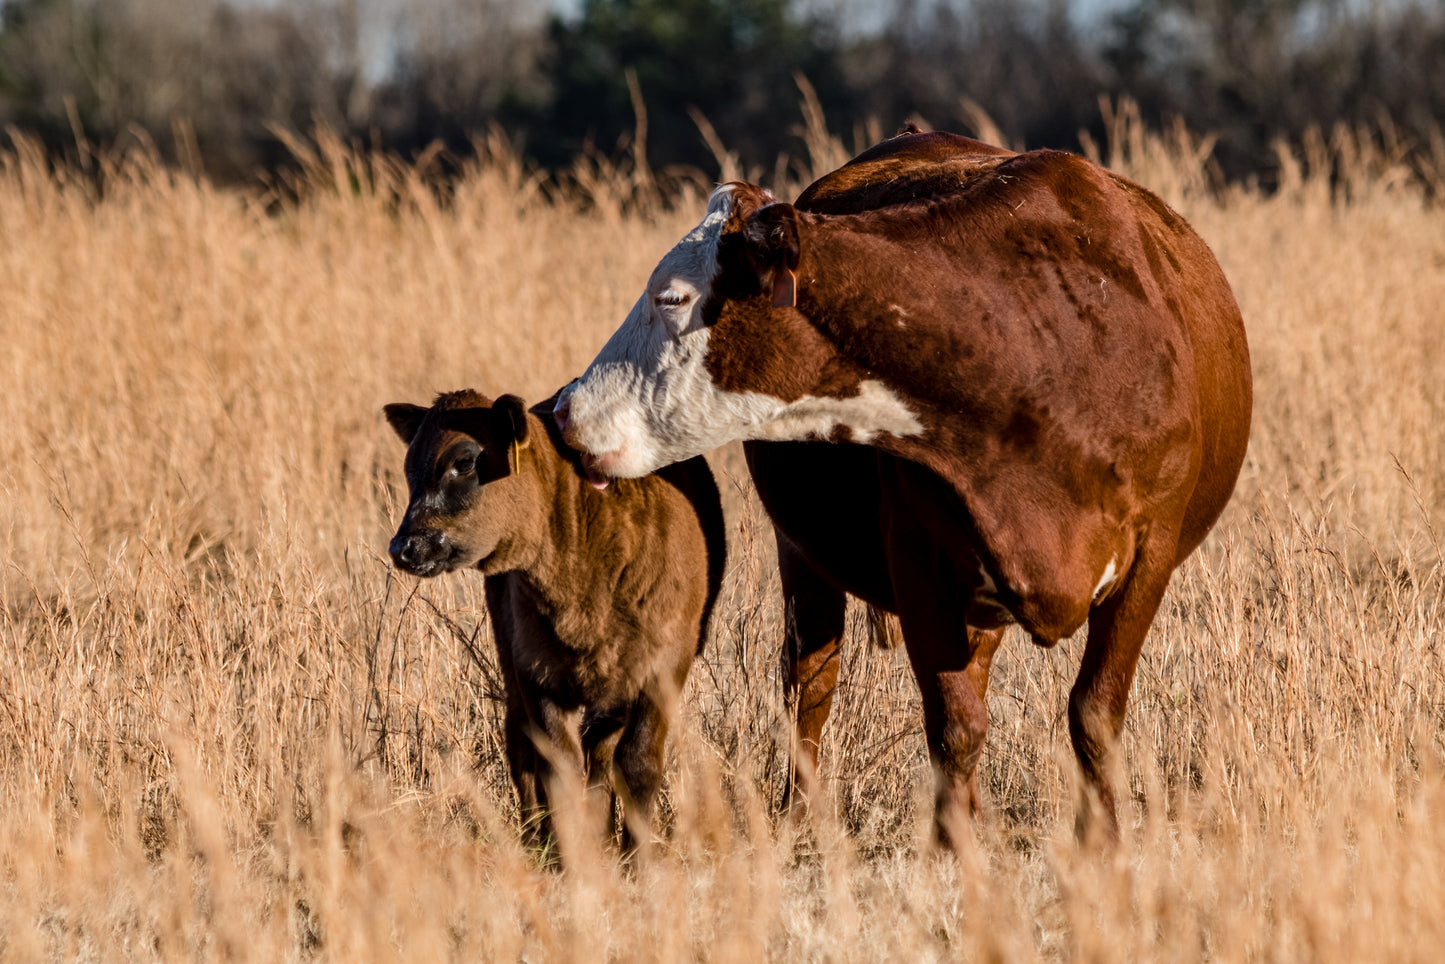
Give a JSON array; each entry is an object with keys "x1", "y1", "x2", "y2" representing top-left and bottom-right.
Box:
[{"x1": 1, "y1": 0, "x2": 1442, "y2": 187}]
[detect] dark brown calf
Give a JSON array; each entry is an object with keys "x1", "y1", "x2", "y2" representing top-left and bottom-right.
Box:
[{"x1": 385, "y1": 389, "x2": 725, "y2": 853}]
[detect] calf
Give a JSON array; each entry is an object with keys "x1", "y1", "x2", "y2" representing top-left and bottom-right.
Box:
[{"x1": 384, "y1": 389, "x2": 725, "y2": 853}]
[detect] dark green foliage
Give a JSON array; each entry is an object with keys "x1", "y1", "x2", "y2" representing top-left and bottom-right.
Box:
[
  {"x1": 847, "y1": 0, "x2": 1109, "y2": 156},
  {"x1": 0, "y1": 0, "x2": 1441, "y2": 187},
  {"x1": 513, "y1": 0, "x2": 850, "y2": 171}
]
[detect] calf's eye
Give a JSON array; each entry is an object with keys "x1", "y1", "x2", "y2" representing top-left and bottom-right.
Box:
[
  {"x1": 654, "y1": 290, "x2": 689, "y2": 309},
  {"x1": 451, "y1": 456, "x2": 476, "y2": 476}
]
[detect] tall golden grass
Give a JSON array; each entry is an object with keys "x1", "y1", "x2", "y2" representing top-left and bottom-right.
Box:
[{"x1": 1, "y1": 110, "x2": 1444, "y2": 961}]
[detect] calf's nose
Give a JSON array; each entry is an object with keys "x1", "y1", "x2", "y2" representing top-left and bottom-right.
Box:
[
  {"x1": 389, "y1": 529, "x2": 447, "y2": 573},
  {"x1": 388, "y1": 532, "x2": 410, "y2": 566}
]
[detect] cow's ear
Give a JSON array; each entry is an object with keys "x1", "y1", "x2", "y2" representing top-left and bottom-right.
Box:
[
  {"x1": 384, "y1": 403, "x2": 427, "y2": 444},
  {"x1": 743, "y1": 202, "x2": 801, "y2": 308},
  {"x1": 489, "y1": 395, "x2": 531, "y2": 476}
]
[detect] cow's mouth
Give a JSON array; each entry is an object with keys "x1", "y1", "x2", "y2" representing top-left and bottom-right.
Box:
[{"x1": 579, "y1": 452, "x2": 611, "y2": 491}]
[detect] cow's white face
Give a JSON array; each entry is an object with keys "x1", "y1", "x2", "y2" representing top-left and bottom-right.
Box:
[{"x1": 557, "y1": 184, "x2": 923, "y2": 478}]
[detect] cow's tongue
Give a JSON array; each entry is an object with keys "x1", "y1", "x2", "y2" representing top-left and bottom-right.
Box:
[{"x1": 580, "y1": 453, "x2": 610, "y2": 491}]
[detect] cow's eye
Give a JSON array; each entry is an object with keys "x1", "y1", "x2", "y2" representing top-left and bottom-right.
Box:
[
  {"x1": 451, "y1": 456, "x2": 476, "y2": 477},
  {"x1": 654, "y1": 290, "x2": 689, "y2": 309}
]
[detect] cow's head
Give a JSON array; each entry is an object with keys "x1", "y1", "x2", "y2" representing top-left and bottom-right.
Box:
[
  {"x1": 384, "y1": 390, "x2": 536, "y2": 577},
  {"x1": 553, "y1": 182, "x2": 923, "y2": 480},
  {"x1": 551, "y1": 179, "x2": 901, "y2": 479}
]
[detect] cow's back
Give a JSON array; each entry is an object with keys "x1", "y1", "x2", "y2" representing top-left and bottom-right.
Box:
[
  {"x1": 796, "y1": 130, "x2": 1013, "y2": 214},
  {"x1": 746, "y1": 131, "x2": 1019, "y2": 611},
  {"x1": 746, "y1": 130, "x2": 1021, "y2": 610}
]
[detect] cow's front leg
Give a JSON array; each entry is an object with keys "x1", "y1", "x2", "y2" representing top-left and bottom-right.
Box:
[
  {"x1": 880, "y1": 464, "x2": 1003, "y2": 849},
  {"x1": 777, "y1": 536, "x2": 847, "y2": 815},
  {"x1": 894, "y1": 582, "x2": 1002, "y2": 849}
]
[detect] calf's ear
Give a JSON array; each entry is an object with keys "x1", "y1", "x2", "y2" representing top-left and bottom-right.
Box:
[
  {"x1": 384, "y1": 403, "x2": 427, "y2": 444},
  {"x1": 490, "y1": 394, "x2": 531, "y2": 476},
  {"x1": 743, "y1": 202, "x2": 801, "y2": 308}
]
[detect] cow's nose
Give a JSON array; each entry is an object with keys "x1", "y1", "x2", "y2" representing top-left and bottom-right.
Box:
[{"x1": 552, "y1": 392, "x2": 573, "y2": 437}]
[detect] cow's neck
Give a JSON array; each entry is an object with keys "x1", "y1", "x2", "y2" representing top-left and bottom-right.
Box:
[{"x1": 773, "y1": 219, "x2": 992, "y2": 487}]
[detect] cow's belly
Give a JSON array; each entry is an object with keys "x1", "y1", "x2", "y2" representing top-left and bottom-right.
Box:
[
  {"x1": 747, "y1": 441, "x2": 1127, "y2": 641},
  {"x1": 743, "y1": 441, "x2": 896, "y2": 610},
  {"x1": 884, "y1": 455, "x2": 1142, "y2": 644}
]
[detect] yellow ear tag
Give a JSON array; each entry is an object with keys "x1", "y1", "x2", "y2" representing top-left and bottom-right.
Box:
[{"x1": 509, "y1": 439, "x2": 521, "y2": 476}]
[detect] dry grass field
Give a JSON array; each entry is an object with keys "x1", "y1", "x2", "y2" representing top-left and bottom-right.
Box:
[{"x1": 2, "y1": 110, "x2": 1444, "y2": 961}]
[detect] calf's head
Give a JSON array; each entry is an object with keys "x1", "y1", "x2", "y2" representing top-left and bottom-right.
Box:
[{"x1": 384, "y1": 390, "x2": 534, "y2": 578}]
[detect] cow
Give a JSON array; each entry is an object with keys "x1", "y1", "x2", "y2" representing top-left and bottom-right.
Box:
[
  {"x1": 385, "y1": 389, "x2": 726, "y2": 855},
  {"x1": 552, "y1": 129, "x2": 1253, "y2": 846}
]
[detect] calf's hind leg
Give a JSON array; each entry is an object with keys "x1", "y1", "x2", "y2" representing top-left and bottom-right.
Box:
[
  {"x1": 777, "y1": 539, "x2": 847, "y2": 814},
  {"x1": 612, "y1": 690, "x2": 671, "y2": 856},
  {"x1": 581, "y1": 712, "x2": 626, "y2": 840}
]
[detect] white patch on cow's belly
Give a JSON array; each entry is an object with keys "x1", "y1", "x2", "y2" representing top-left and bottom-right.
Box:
[
  {"x1": 967, "y1": 559, "x2": 1016, "y2": 627},
  {"x1": 976, "y1": 561, "x2": 999, "y2": 596},
  {"x1": 1092, "y1": 556, "x2": 1119, "y2": 601},
  {"x1": 753, "y1": 380, "x2": 924, "y2": 444}
]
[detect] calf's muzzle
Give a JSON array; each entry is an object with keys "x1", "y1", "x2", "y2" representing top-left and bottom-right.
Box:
[{"x1": 389, "y1": 526, "x2": 451, "y2": 576}]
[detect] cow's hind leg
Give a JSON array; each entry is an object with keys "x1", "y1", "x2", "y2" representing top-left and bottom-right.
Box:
[
  {"x1": 778, "y1": 538, "x2": 847, "y2": 815},
  {"x1": 1069, "y1": 529, "x2": 1180, "y2": 844}
]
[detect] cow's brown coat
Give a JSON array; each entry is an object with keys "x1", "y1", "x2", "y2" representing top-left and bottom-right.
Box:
[
  {"x1": 385, "y1": 389, "x2": 725, "y2": 852},
  {"x1": 728, "y1": 131, "x2": 1252, "y2": 843}
]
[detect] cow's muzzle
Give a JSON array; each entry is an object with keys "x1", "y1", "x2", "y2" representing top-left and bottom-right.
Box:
[
  {"x1": 551, "y1": 389, "x2": 575, "y2": 441},
  {"x1": 555, "y1": 382, "x2": 613, "y2": 489}
]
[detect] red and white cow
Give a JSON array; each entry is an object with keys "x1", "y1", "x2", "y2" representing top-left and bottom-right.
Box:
[{"x1": 554, "y1": 130, "x2": 1253, "y2": 845}]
